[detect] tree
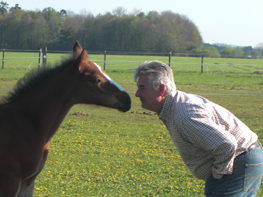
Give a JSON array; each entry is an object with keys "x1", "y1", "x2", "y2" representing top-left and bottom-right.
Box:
[
  {"x1": 54, "y1": 27, "x2": 75, "y2": 50},
  {"x1": 9, "y1": 4, "x2": 21, "y2": 12},
  {"x1": 72, "y1": 13, "x2": 94, "y2": 49},
  {"x1": 252, "y1": 43, "x2": 263, "y2": 58},
  {"x1": 0, "y1": 9, "x2": 8, "y2": 48},
  {"x1": 0, "y1": 1, "x2": 8, "y2": 14},
  {"x1": 203, "y1": 46, "x2": 220, "y2": 57},
  {"x1": 42, "y1": 7, "x2": 63, "y2": 43},
  {"x1": 112, "y1": 7, "x2": 127, "y2": 17},
  {"x1": 30, "y1": 12, "x2": 49, "y2": 48},
  {"x1": 0, "y1": 7, "x2": 204, "y2": 52},
  {"x1": 59, "y1": 9, "x2": 67, "y2": 18},
  {"x1": 2, "y1": 8, "x2": 23, "y2": 48},
  {"x1": 221, "y1": 46, "x2": 245, "y2": 58}
]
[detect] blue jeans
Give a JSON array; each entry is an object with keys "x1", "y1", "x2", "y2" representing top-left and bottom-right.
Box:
[{"x1": 205, "y1": 148, "x2": 263, "y2": 197}]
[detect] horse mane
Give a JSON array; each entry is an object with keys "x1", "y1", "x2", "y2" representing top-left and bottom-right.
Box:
[{"x1": 0, "y1": 58, "x2": 75, "y2": 104}]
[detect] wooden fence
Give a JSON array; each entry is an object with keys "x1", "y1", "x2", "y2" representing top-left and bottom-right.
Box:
[{"x1": 1, "y1": 49, "x2": 260, "y2": 73}]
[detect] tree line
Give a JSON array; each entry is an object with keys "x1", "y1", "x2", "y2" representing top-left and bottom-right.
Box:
[
  {"x1": 0, "y1": 2, "x2": 262, "y2": 58},
  {"x1": 0, "y1": 5, "x2": 202, "y2": 53}
]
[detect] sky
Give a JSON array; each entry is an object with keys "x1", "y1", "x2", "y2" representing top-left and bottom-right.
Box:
[{"x1": 4, "y1": 0, "x2": 263, "y2": 48}]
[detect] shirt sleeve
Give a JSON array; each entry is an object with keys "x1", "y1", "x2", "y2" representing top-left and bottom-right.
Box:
[{"x1": 180, "y1": 109, "x2": 237, "y2": 179}]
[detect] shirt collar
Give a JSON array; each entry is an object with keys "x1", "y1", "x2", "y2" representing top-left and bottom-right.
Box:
[{"x1": 159, "y1": 90, "x2": 177, "y2": 122}]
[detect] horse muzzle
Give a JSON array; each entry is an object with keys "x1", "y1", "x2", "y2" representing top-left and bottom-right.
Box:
[{"x1": 115, "y1": 93, "x2": 131, "y2": 112}]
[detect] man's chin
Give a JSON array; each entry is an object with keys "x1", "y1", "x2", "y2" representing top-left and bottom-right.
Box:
[
  {"x1": 141, "y1": 104, "x2": 150, "y2": 111},
  {"x1": 141, "y1": 104, "x2": 157, "y2": 113},
  {"x1": 141, "y1": 103, "x2": 146, "y2": 109}
]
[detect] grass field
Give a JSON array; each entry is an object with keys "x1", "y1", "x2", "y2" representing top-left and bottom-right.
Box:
[{"x1": 0, "y1": 52, "x2": 263, "y2": 196}]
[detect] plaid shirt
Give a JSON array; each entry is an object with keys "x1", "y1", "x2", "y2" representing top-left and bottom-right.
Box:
[{"x1": 159, "y1": 90, "x2": 259, "y2": 181}]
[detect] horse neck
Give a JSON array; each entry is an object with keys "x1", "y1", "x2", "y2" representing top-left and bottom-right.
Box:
[{"x1": 14, "y1": 68, "x2": 77, "y2": 141}]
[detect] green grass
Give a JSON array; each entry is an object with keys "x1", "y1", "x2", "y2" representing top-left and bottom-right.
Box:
[{"x1": 0, "y1": 53, "x2": 263, "y2": 196}]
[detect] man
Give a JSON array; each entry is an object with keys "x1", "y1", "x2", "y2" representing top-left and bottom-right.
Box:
[{"x1": 134, "y1": 60, "x2": 263, "y2": 197}]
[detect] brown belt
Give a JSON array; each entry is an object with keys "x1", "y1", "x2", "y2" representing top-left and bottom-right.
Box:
[{"x1": 247, "y1": 140, "x2": 262, "y2": 152}]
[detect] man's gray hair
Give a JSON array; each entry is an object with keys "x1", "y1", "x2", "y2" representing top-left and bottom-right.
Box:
[{"x1": 134, "y1": 60, "x2": 176, "y2": 94}]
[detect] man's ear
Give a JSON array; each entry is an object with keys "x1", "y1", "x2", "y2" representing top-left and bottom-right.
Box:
[{"x1": 158, "y1": 84, "x2": 166, "y2": 96}]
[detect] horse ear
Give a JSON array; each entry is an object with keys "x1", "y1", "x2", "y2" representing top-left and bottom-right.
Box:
[
  {"x1": 73, "y1": 41, "x2": 83, "y2": 59},
  {"x1": 76, "y1": 49, "x2": 92, "y2": 75}
]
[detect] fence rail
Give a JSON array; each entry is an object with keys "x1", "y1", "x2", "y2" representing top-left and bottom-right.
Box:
[{"x1": 1, "y1": 49, "x2": 263, "y2": 73}]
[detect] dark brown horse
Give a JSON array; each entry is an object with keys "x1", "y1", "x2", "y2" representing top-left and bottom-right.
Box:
[{"x1": 0, "y1": 42, "x2": 131, "y2": 196}]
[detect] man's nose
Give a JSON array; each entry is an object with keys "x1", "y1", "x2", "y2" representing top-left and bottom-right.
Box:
[{"x1": 135, "y1": 89, "x2": 139, "y2": 97}]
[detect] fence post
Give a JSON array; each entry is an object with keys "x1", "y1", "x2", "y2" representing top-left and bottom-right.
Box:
[
  {"x1": 38, "y1": 48, "x2": 42, "y2": 69},
  {"x1": 1, "y1": 49, "x2": 4, "y2": 69},
  {"x1": 168, "y1": 51, "x2": 172, "y2": 67},
  {"x1": 201, "y1": 52, "x2": 204, "y2": 73},
  {"x1": 103, "y1": 50, "x2": 106, "y2": 70},
  {"x1": 42, "y1": 47, "x2": 47, "y2": 68}
]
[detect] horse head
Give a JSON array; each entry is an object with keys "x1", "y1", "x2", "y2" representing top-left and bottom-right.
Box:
[{"x1": 71, "y1": 42, "x2": 131, "y2": 112}]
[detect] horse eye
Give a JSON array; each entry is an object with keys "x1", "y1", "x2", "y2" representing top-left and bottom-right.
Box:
[{"x1": 95, "y1": 78, "x2": 101, "y2": 83}]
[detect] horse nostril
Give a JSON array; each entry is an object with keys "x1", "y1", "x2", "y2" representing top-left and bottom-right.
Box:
[{"x1": 116, "y1": 92, "x2": 131, "y2": 112}]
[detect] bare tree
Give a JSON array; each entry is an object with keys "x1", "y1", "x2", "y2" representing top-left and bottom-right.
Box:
[
  {"x1": 112, "y1": 7, "x2": 127, "y2": 17},
  {"x1": 130, "y1": 8, "x2": 142, "y2": 16}
]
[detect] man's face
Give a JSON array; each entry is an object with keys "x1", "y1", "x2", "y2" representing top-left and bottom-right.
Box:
[{"x1": 135, "y1": 74, "x2": 160, "y2": 112}]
